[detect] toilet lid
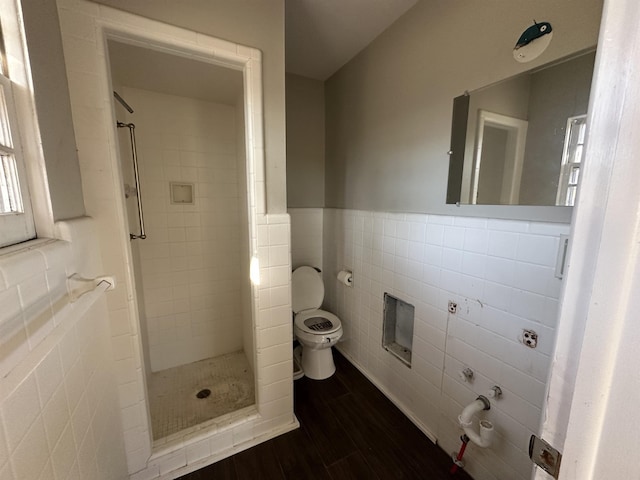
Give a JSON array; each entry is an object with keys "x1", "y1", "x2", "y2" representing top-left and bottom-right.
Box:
[{"x1": 291, "y1": 266, "x2": 324, "y2": 313}]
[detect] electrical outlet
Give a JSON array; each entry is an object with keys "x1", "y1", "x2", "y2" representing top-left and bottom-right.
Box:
[
  {"x1": 523, "y1": 329, "x2": 538, "y2": 348},
  {"x1": 448, "y1": 301, "x2": 457, "y2": 314},
  {"x1": 529, "y1": 435, "x2": 562, "y2": 478}
]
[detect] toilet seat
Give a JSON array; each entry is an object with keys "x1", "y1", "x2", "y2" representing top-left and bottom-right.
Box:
[{"x1": 294, "y1": 309, "x2": 341, "y2": 335}]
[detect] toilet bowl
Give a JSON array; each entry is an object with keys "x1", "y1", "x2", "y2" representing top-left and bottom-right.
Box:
[{"x1": 292, "y1": 266, "x2": 343, "y2": 380}]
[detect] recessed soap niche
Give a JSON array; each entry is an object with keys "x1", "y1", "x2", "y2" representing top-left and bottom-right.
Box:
[
  {"x1": 170, "y1": 182, "x2": 195, "y2": 205},
  {"x1": 383, "y1": 293, "x2": 414, "y2": 367}
]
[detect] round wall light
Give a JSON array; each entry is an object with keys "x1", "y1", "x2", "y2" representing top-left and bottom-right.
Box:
[{"x1": 513, "y1": 21, "x2": 553, "y2": 63}]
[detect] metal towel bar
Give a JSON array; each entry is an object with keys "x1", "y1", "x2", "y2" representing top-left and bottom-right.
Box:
[{"x1": 117, "y1": 121, "x2": 146, "y2": 240}]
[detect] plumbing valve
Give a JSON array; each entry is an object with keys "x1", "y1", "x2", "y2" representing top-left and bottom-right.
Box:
[{"x1": 487, "y1": 386, "x2": 503, "y2": 399}]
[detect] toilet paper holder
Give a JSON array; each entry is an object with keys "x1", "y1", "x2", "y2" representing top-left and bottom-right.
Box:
[{"x1": 337, "y1": 270, "x2": 353, "y2": 287}]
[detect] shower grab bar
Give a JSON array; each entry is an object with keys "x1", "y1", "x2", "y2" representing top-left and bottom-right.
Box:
[
  {"x1": 113, "y1": 91, "x2": 134, "y2": 113},
  {"x1": 117, "y1": 121, "x2": 146, "y2": 240}
]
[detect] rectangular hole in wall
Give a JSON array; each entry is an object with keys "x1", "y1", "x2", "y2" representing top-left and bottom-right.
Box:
[
  {"x1": 383, "y1": 293, "x2": 414, "y2": 367},
  {"x1": 170, "y1": 181, "x2": 194, "y2": 205}
]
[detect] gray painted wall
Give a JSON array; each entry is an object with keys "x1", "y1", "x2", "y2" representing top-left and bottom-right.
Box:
[
  {"x1": 93, "y1": 0, "x2": 287, "y2": 213},
  {"x1": 324, "y1": 0, "x2": 603, "y2": 220},
  {"x1": 22, "y1": 0, "x2": 85, "y2": 220},
  {"x1": 286, "y1": 73, "x2": 325, "y2": 208},
  {"x1": 520, "y1": 52, "x2": 595, "y2": 205}
]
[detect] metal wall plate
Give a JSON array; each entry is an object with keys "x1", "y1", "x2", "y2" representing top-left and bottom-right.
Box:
[{"x1": 529, "y1": 435, "x2": 562, "y2": 478}]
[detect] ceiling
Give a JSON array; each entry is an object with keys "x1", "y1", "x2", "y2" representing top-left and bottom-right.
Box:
[
  {"x1": 108, "y1": 41, "x2": 243, "y2": 105},
  {"x1": 285, "y1": 0, "x2": 418, "y2": 80},
  {"x1": 107, "y1": 1, "x2": 418, "y2": 102}
]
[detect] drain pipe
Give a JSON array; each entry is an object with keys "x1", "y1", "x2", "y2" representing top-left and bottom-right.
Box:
[
  {"x1": 458, "y1": 395, "x2": 494, "y2": 448},
  {"x1": 450, "y1": 434, "x2": 470, "y2": 475}
]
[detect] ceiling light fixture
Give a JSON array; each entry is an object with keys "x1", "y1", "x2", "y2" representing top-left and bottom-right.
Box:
[{"x1": 513, "y1": 21, "x2": 553, "y2": 63}]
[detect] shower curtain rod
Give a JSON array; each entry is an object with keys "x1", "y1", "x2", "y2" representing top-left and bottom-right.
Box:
[{"x1": 113, "y1": 91, "x2": 134, "y2": 113}]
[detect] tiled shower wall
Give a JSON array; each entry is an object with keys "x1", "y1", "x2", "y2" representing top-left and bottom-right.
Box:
[
  {"x1": 321, "y1": 208, "x2": 568, "y2": 480},
  {"x1": 120, "y1": 87, "x2": 247, "y2": 372}
]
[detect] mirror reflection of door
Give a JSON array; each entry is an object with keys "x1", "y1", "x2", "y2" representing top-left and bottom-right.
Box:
[{"x1": 472, "y1": 110, "x2": 528, "y2": 204}]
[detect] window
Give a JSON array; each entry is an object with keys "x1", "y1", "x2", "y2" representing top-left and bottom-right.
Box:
[
  {"x1": 0, "y1": 18, "x2": 35, "y2": 247},
  {"x1": 556, "y1": 115, "x2": 587, "y2": 207}
]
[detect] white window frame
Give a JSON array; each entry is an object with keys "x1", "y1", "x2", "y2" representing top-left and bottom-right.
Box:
[
  {"x1": 0, "y1": 71, "x2": 35, "y2": 247},
  {"x1": 556, "y1": 114, "x2": 587, "y2": 207},
  {"x1": 0, "y1": 0, "x2": 44, "y2": 248}
]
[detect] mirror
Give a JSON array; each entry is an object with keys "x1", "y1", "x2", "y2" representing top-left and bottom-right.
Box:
[{"x1": 447, "y1": 50, "x2": 595, "y2": 206}]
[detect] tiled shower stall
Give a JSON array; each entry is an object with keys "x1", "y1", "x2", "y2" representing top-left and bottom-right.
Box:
[{"x1": 54, "y1": 1, "x2": 297, "y2": 478}]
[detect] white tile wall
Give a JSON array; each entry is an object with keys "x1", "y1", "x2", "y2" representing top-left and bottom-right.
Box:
[
  {"x1": 119, "y1": 87, "x2": 247, "y2": 372},
  {"x1": 321, "y1": 208, "x2": 569, "y2": 480},
  {"x1": 57, "y1": 2, "x2": 296, "y2": 478},
  {"x1": 0, "y1": 218, "x2": 128, "y2": 480}
]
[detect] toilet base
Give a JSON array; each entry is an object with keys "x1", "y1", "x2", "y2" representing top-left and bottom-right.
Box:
[{"x1": 301, "y1": 345, "x2": 336, "y2": 380}]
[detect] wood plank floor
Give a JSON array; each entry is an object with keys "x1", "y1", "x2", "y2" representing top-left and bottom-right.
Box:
[{"x1": 178, "y1": 350, "x2": 474, "y2": 480}]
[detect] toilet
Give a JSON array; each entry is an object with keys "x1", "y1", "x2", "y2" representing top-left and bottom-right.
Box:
[{"x1": 292, "y1": 266, "x2": 343, "y2": 380}]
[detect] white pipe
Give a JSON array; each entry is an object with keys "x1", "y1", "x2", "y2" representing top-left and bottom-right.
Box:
[{"x1": 458, "y1": 396, "x2": 494, "y2": 448}]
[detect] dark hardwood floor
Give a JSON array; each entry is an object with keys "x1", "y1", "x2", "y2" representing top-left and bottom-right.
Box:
[{"x1": 179, "y1": 350, "x2": 473, "y2": 480}]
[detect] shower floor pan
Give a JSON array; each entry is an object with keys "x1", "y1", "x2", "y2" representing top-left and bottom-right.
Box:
[{"x1": 148, "y1": 351, "x2": 255, "y2": 441}]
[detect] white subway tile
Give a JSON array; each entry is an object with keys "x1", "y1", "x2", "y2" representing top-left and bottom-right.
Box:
[
  {"x1": 443, "y1": 226, "x2": 465, "y2": 249},
  {"x1": 463, "y1": 228, "x2": 489, "y2": 254},
  {"x1": 185, "y1": 438, "x2": 210, "y2": 465},
  {"x1": 158, "y1": 448, "x2": 187, "y2": 475},
  {"x1": 485, "y1": 256, "x2": 516, "y2": 286},
  {"x1": 0, "y1": 286, "x2": 23, "y2": 331},
  {"x1": 487, "y1": 219, "x2": 529, "y2": 233},
  {"x1": 458, "y1": 275, "x2": 484, "y2": 301},
  {"x1": 461, "y1": 252, "x2": 486, "y2": 278},
  {"x1": 483, "y1": 282, "x2": 512, "y2": 312},
  {"x1": 1, "y1": 374, "x2": 40, "y2": 451},
  {"x1": 0, "y1": 423, "x2": 8, "y2": 471},
  {"x1": 259, "y1": 360, "x2": 291, "y2": 386},
  {"x1": 423, "y1": 244, "x2": 442, "y2": 267},
  {"x1": 528, "y1": 222, "x2": 570, "y2": 236},
  {"x1": 395, "y1": 239, "x2": 409, "y2": 258},
  {"x1": 512, "y1": 262, "x2": 554, "y2": 296},
  {"x1": 51, "y1": 424, "x2": 77, "y2": 480},
  {"x1": 269, "y1": 286, "x2": 290, "y2": 307},
  {"x1": 454, "y1": 217, "x2": 487, "y2": 229},
  {"x1": 268, "y1": 224, "x2": 289, "y2": 245},
  {"x1": 76, "y1": 430, "x2": 98, "y2": 480},
  {"x1": 209, "y1": 428, "x2": 233, "y2": 455},
  {"x1": 440, "y1": 269, "x2": 461, "y2": 295},
  {"x1": 427, "y1": 215, "x2": 455, "y2": 226},
  {"x1": 9, "y1": 418, "x2": 49, "y2": 480},
  {"x1": 0, "y1": 250, "x2": 44, "y2": 290},
  {"x1": 516, "y1": 234, "x2": 559, "y2": 267},
  {"x1": 441, "y1": 248, "x2": 463, "y2": 272},
  {"x1": 425, "y1": 224, "x2": 444, "y2": 245},
  {"x1": 396, "y1": 221, "x2": 410, "y2": 240},
  {"x1": 42, "y1": 383, "x2": 70, "y2": 449},
  {"x1": 422, "y1": 264, "x2": 441, "y2": 287},
  {"x1": 127, "y1": 448, "x2": 156, "y2": 477},
  {"x1": 500, "y1": 364, "x2": 546, "y2": 408},
  {"x1": 487, "y1": 230, "x2": 519, "y2": 259}
]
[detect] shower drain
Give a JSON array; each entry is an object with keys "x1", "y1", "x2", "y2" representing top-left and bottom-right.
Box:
[{"x1": 196, "y1": 388, "x2": 211, "y2": 399}]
